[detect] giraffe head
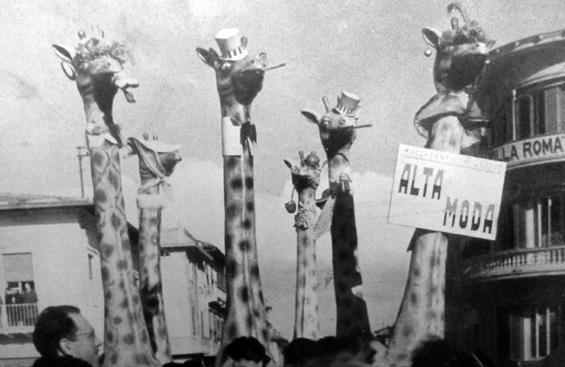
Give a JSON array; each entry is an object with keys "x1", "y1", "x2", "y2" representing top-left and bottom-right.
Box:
[
  {"x1": 53, "y1": 28, "x2": 139, "y2": 146},
  {"x1": 301, "y1": 91, "x2": 372, "y2": 158},
  {"x1": 423, "y1": 2, "x2": 495, "y2": 94},
  {"x1": 196, "y1": 28, "x2": 272, "y2": 124},
  {"x1": 284, "y1": 151, "x2": 322, "y2": 192},
  {"x1": 127, "y1": 135, "x2": 182, "y2": 182}
]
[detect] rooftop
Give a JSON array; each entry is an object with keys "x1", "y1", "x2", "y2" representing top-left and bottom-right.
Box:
[{"x1": 0, "y1": 193, "x2": 91, "y2": 211}]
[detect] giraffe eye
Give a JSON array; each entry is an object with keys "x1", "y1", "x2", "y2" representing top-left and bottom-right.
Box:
[
  {"x1": 339, "y1": 118, "x2": 346, "y2": 125},
  {"x1": 220, "y1": 62, "x2": 232, "y2": 71}
]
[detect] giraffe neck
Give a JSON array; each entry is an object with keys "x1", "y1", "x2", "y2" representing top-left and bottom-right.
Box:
[
  {"x1": 216, "y1": 129, "x2": 270, "y2": 367},
  {"x1": 84, "y1": 101, "x2": 157, "y2": 367},
  {"x1": 322, "y1": 142, "x2": 371, "y2": 337},
  {"x1": 137, "y1": 178, "x2": 172, "y2": 364},
  {"x1": 293, "y1": 186, "x2": 318, "y2": 340},
  {"x1": 386, "y1": 116, "x2": 463, "y2": 367}
]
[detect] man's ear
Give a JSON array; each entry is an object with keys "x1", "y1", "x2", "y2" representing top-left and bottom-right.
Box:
[{"x1": 59, "y1": 337, "x2": 73, "y2": 355}]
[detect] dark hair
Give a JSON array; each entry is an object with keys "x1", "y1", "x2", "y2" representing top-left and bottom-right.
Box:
[
  {"x1": 283, "y1": 338, "x2": 318, "y2": 366},
  {"x1": 33, "y1": 305, "x2": 81, "y2": 358},
  {"x1": 411, "y1": 337, "x2": 483, "y2": 367},
  {"x1": 225, "y1": 337, "x2": 270, "y2": 365}
]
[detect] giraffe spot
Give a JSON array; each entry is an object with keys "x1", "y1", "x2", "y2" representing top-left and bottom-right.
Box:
[
  {"x1": 412, "y1": 266, "x2": 421, "y2": 278},
  {"x1": 227, "y1": 203, "x2": 242, "y2": 218},
  {"x1": 226, "y1": 259, "x2": 238, "y2": 279},
  {"x1": 253, "y1": 309, "x2": 261, "y2": 317},
  {"x1": 106, "y1": 331, "x2": 114, "y2": 343},
  {"x1": 427, "y1": 311, "x2": 438, "y2": 321},
  {"x1": 231, "y1": 177, "x2": 243, "y2": 190},
  {"x1": 246, "y1": 200, "x2": 254, "y2": 212},
  {"x1": 225, "y1": 233, "x2": 233, "y2": 248},
  {"x1": 402, "y1": 324, "x2": 414, "y2": 337},
  {"x1": 111, "y1": 213, "x2": 122, "y2": 230},
  {"x1": 410, "y1": 292, "x2": 418, "y2": 306},
  {"x1": 135, "y1": 353, "x2": 151, "y2": 365},
  {"x1": 123, "y1": 333, "x2": 136, "y2": 345},
  {"x1": 239, "y1": 240, "x2": 251, "y2": 251},
  {"x1": 149, "y1": 216, "x2": 159, "y2": 227},
  {"x1": 227, "y1": 323, "x2": 237, "y2": 339},
  {"x1": 141, "y1": 330, "x2": 148, "y2": 343},
  {"x1": 246, "y1": 313, "x2": 253, "y2": 328},
  {"x1": 245, "y1": 177, "x2": 254, "y2": 189},
  {"x1": 93, "y1": 189, "x2": 107, "y2": 204},
  {"x1": 226, "y1": 157, "x2": 239, "y2": 170},
  {"x1": 259, "y1": 291, "x2": 265, "y2": 303},
  {"x1": 101, "y1": 266, "x2": 110, "y2": 282},
  {"x1": 101, "y1": 243, "x2": 114, "y2": 258},
  {"x1": 110, "y1": 352, "x2": 118, "y2": 364},
  {"x1": 120, "y1": 297, "x2": 130, "y2": 309},
  {"x1": 250, "y1": 265, "x2": 260, "y2": 278},
  {"x1": 117, "y1": 260, "x2": 128, "y2": 270},
  {"x1": 133, "y1": 294, "x2": 141, "y2": 305},
  {"x1": 298, "y1": 275, "x2": 306, "y2": 287},
  {"x1": 113, "y1": 316, "x2": 123, "y2": 325},
  {"x1": 108, "y1": 170, "x2": 120, "y2": 190},
  {"x1": 242, "y1": 218, "x2": 252, "y2": 229},
  {"x1": 104, "y1": 290, "x2": 112, "y2": 300},
  {"x1": 92, "y1": 150, "x2": 105, "y2": 167},
  {"x1": 240, "y1": 286, "x2": 250, "y2": 303},
  {"x1": 262, "y1": 328, "x2": 269, "y2": 341},
  {"x1": 397, "y1": 353, "x2": 408, "y2": 361}
]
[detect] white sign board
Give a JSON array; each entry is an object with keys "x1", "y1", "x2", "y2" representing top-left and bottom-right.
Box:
[{"x1": 388, "y1": 144, "x2": 507, "y2": 240}]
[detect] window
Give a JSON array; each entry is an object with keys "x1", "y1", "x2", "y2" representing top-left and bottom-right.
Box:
[
  {"x1": 513, "y1": 195, "x2": 565, "y2": 249},
  {"x1": 3, "y1": 253, "x2": 38, "y2": 327},
  {"x1": 513, "y1": 82, "x2": 565, "y2": 141},
  {"x1": 508, "y1": 305, "x2": 560, "y2": 360}
]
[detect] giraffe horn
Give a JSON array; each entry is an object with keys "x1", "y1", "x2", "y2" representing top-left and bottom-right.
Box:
[
  {"x1": 322, "y1": 96, "x2": 330, "y2": 113},
  {"x1": 447, "y1": 2, "x2": 471, "y2": 27}
]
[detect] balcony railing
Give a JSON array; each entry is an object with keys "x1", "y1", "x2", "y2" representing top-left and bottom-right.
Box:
[
  {"x1": 463, "y1": 245, "x2": 565, "y2": 280},
  {"x1": 0, "y1": 303, "x2": 38, "y2": 330}
]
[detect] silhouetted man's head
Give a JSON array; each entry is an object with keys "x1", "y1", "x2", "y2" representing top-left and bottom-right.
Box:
[{"x1": 33, "y1": 305, "x2": 102, "y2": 366}]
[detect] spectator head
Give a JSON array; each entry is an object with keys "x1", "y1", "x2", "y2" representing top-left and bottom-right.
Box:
[
  {"x1": 225, "y1": 337, "x2": 271, "y2": 367},
  {"x1": 24, "y1": 282, "x2": 32, "y2": 291},
  {"x1": 283, "y1": 338, "x2": 318, "y2": 367},
  {"x1": 33, "y1": 305, "x2": 102, "y2": 366}
]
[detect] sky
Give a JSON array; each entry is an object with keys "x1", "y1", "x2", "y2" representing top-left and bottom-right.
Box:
[{"x1": 1, "y1": 0, "x2": 565, "y2": 338}]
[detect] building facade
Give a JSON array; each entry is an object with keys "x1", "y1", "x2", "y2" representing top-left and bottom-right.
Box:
[
  {"x1": 0, "y1": 195, "x2": 226, "y2": 366},
  {"x1": 448, "y1": 30, "x2": 565, "y2": 367}
]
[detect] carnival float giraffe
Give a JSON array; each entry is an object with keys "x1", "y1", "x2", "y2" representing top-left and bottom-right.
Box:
[
  {"x1": 284, "y1": 151, "x2": 322, "y2": 340},
  {"x1": 128, "y1": 135, "x2": 182, "y2": 364},
  {"x1": 301, "y1": 92, "x2": 372, "y2": 337},
  {"x1": 53, "y1": 30, "x2": 158, "y2": 367},
  {"x1": 383, "y1": 4, "x2": 494, "y2": 367},
  {"x1": 196, "y1": 28, "x2": 280, "y2": 366}
]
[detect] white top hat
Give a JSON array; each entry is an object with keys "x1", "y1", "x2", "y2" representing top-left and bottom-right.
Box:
[
  {"x1": 334, "y1": 91, "x2": 361, "y2": 117},
  {"x1": 214, "y1": 28, "x2": 248, "y2": 61}
]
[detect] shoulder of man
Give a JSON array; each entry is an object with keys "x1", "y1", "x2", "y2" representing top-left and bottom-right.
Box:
[{"x1": 32, "y1": 356, "x2": 93, "y2": 367}]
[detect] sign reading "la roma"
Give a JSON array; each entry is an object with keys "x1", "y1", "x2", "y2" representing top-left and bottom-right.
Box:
[
  {"x1": 489, "y1": 133, "x2": 565, "y2": 169},
  {"x1": 388, "y1": 144, "x2": 507, "y2": 240}
]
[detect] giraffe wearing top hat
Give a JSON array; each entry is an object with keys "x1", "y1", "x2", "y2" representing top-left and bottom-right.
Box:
[
  {"x1": 53, "y1": 29, "x2": 158, "y2": 367},
  {"x1": 128, "y1": 135, "x2": 182, "y2": 364},
  {"x1": 383, "y1": 4, "x2": 495, "y2": 366},
  {"x1": 196, "y1": 28, "x2": 277, "y2": 366},
  {"x1": 302, "y1": 91, "x2": 372, "y2": 337},
  {"x1": 284, "y1": 151, "x2": 322, "y2": 340}
]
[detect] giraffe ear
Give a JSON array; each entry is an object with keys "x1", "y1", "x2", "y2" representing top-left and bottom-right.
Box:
[
  {"x1": 283, "y1": 159, "x2": 293, "y2": 169},
  {"x1": 422, "y1": 27, "x2": 442, "y2": 49},
  {"x1": 52, "y1": 44, "x2": 73, "y2": 63},
  {"x1": 301, "y1": 110, "x2": 321, "y2": 125},
  {"x1": 196, "y1": 47, "x2": 219, "y2": 67}
]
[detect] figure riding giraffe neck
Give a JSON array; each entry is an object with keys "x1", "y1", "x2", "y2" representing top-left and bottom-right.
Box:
[
  {"x1": 301, "y1": 92, "x2": 372, "y2": 337},
  {"x1": 128, "y1": 135, "x2": 182, "y2": 364},
  {"x1": 196, "y1": 28, "x2": 274, "y2": 366},
  {"x1": 384, "y1": 4, "x2": 494, "y2": 366},
  {"x1": 53, "y1": 30, "x2": 158, "y2": 367},
  {"x1": 284, "y1": 151, "x2": 322, "y2": 340}
]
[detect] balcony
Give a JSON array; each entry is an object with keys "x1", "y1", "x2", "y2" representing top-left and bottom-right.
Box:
[
  {"x1": 0, "y1": 303, "x2": 38, "y2": 332},
  {"x1": 463, "y1": 245, "x2": 565, "y2": 281}
]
